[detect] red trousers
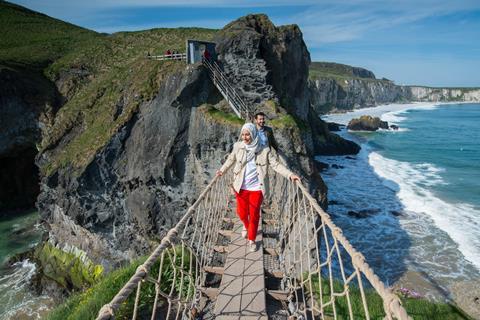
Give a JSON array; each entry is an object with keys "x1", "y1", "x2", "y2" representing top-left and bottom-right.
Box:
[{"x1": 235, "y1": 189, "x2": 263, "y2": 241}]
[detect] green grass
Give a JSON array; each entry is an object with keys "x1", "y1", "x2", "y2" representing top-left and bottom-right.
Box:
[
  {"x1": 270, "y1": 114, "x2": 309, "y2": 131},
  {"x1": 47, "y1": 246, "x2": 194, "y2": 320},
  {"x1": 311, "y1": 275, "x2": 472, "y2": 320},
  {"x1": 309, "y1": 62, "x2": 392, "y2": 86},
  {"x1": 0, "y1": 1, "x2": 101, "y2": 68},
  {"x1": 1, "y1": 1, "x2": 219, "y2": 176},
  {"x1": 35, "y1": 242, "x2": 104, "y2": 291},
  {"x1": 201, "y1": 104, "x2": 245, "y2": 126}
]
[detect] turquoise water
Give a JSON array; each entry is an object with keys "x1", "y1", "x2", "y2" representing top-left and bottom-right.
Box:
[
  {"x1": 0, "y1": 211, "x2": 52, "y2": 319},
  {"x1": 374, "y1": 104, "x2": 480, "y2": 209},
  {"x1": 0, "y1": 211, "x2": 42, "y2": 264},
  {"x1": 319, "y1": 103, "x2": 480, "y2": 301}
]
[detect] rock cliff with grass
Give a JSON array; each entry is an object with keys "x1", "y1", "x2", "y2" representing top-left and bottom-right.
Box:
[
  {"x1": 0, "y1": 1, "x2": 360, "y2": 293},
  {"x1": 309, "y1": 62, "x2": 480, "y2": 114}
]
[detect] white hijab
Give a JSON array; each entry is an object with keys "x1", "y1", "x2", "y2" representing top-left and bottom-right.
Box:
[{"x1": 241, "y1": 123, "x2": 263, "y2": 162}]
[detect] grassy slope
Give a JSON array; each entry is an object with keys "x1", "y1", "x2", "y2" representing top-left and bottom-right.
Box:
[
  {"x1": 48, "y1": 259, "x2": 473, "y2": 320},
  {"x1": 40, "y1": 27, "x2": 216, "y2": 176},
  {"x1": 0, "y1": 1, "x2": 217, "y2": 176},
  {"x1": 309, "y1": 61, "x2": 389, "y2": 84},
  {"x1": 0, "y1": 1, "x2": 100, "y2": 68}
]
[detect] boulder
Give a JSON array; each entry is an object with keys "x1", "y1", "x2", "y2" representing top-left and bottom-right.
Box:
[
  {"x1": 347, "y1": 208, "x2": 381, "y2": 218},
  {"x1": 347, "y1": 115, "x2": 389, "y2": 131},
  {"x1": 390, "y1": 124, "x2": 399, "y2": 130}
]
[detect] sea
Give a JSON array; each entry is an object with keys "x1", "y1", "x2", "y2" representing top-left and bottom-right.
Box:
[
  {"x1": 319, "y1": 102, "x2": 480, "y2": 306},
  {"x1": 0, "y1": 211, "x2": 53, "y2": 319}
]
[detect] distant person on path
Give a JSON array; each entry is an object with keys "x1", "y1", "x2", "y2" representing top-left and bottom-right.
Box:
[
  {"x1": 254, "y1": 112, "x2": 278, "y2": 151},
  {"x1": 216, "y1": 123, "x2": 300, "y2": 252},
  {"x1": 203, "y1": 48, "x2": 211, "y2": 62},
  {"x1": 166, "y1": 49, "x2": 171, "y2": 59}
]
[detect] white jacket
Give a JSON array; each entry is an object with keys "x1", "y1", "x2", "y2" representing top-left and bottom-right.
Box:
[{"x1": 220, "y1": 142, "x2": 294, "y2": 197}]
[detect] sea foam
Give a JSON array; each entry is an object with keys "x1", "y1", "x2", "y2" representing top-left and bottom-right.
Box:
[{"x1": 368, "y1": 152, "x2": 480, "y2": 270}]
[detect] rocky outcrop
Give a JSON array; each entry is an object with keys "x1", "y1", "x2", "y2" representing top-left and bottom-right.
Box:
[
  {"x1": 309, "y1": 63, "x2": 480, "y2": 114},
  {"x1": 215, "y1": 14, "x2": 311, "y2": 119},
  {"x1": 35, "y1": 15, "x2": 360, "y2": 270},
  {"x1": 409, "y1": 86, "x2": 480, "y2": 102},
  {"x1": 0, "y1": 65, "x2": 59, "y2": 212},
  {"x1": 347, "y1": 116, "x2": 388, "y2": 131},
  {"x1": 310, "y1": 77, "x2": 410, "y2": 114}
]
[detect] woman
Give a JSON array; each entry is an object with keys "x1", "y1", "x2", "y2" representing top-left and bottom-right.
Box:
[{"x1": 216, "y1": 123, "x2": 300, "y2": 252}]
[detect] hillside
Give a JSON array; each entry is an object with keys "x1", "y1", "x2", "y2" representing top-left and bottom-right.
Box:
[
  {"x1": 0, "y1": 0, "x2": 101, "y2": 68},
  {"x1": 309, "y1": 61, "x2": 378, "y2": 81},
  {"x1": 309, "y1": 61, "x2": 480, "y2": 114}
]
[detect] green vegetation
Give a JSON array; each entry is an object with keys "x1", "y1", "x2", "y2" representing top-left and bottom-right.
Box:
[
  {"x1": 270, "y1": 114, "x2": 308, "y2": 131},
  {"x1": 201, "y1": 104, "x2": 245, "y2": 126},
  {"x1": 40, "y1": 27, "x2": 217, "y2": 176},
  {"x1": 0, "y1": 4, "x2": 216, "y2": 176},
  {"x1": 1, "y1": 1, "x2": 218, "y2": 176},
  {"x1": 311, "y1": 275, "x2": 472, "y2": 320},
  {"x1": 35, "y1": 242, "x2": 103, "y2": 290},
  {"x1": 0, "y1": 1, "x2": 101, "y2": 68},
  {"x1": 47, "y1": 246, "x2": 194, "y2": 320},
  {"x1": 309, "y1": 62, "x2": 391, "y2": 85}
]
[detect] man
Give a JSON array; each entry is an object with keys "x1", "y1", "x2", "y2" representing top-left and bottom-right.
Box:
[{"x1": 254, "y1": 112, "x2": 278, "y2": 151}]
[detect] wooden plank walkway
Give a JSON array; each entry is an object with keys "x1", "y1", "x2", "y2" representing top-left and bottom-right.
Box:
[{"x1": 214, "y1": 220, "x2": 267, "y2": 320}]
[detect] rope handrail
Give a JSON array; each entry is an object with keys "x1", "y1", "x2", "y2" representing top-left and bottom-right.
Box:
[
  {"x1": 266, "y1": 170, "x2": 410, "y2": 320},
  {"x1": 294, "y1": 181, "x2": 410, "y2": 320},
  {"x1": 96, "y1": 170, "x2": 232, "y2": 320},
  {"x1": 95, "y1": 156, "x2": 410, "y2": 320}
]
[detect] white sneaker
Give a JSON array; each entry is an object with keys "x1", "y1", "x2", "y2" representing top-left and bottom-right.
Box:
[
  {"x1": 241, "y1": 226, "x2": 247, "y2": 239},
  {"x1": 248, "y1": 240, "x2": 256, "y2": 252}
]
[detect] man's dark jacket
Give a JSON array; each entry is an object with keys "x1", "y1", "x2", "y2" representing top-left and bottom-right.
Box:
[{"x1": 262, "y1": 126, "x2": 278, "y2": 151}]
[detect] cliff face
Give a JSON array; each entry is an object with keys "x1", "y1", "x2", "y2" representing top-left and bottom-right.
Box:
[
  {"x1": 409, "y1": 86, "x2": 480, "y2": 102},
  {"x1": 309, "y1": 62, "x2": 480, "y2": 114},
  {"x1": 37, "y1": 65, "x2": 234, "y2": 265},
  {"x1": 32, "y1": 15, "x2": 359, "y2": 270},
  {"x1": 0, "y1": 65, "x2": 60, "y2": 212},
  {"x1": 310, "y1": 77, "x2": 411, "y2": 114}
]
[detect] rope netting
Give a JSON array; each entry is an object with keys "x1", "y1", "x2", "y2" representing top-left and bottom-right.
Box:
[
  {"x1": 96, "y1": 169, "x2": 234, "y2": 320},
  {"x1": 266, "y1": 171, "x2": 410, "y2": 320},
  {"x1": 96, "y1": 162, "x2": 410, "y2": 320}
]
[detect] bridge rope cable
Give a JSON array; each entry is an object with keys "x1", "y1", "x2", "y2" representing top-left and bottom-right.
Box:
[{"x1": 96, "y1": 163, "x2": 410, "y2": 320}]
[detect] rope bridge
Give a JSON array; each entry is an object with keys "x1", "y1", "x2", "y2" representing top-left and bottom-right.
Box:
[{"x1": 95, "y1": 162, "x2": 410, "y2": 320}]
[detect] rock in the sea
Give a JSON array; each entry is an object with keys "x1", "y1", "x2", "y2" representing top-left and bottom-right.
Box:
[
  {"x1": 390, "y1": 124, "x2": 399, "y2": 130},
  {"x1": 347, "y1": 208, "x2": 381, "y2": 218},
  {"x1": 314, "y1": 160, "x2": 329, "y2": 171},
  {"x1": 390, "y1": 210, "x2": 403, "y2": 216},
  {"x1": 347, "y1": 115, "x2": 388, "y2": 131},
  {"x1": 327, "y1": 122, "x2": 342, "y2": 132}
]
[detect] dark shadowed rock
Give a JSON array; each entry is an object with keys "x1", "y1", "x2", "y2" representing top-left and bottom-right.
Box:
[
  {"x1": 390, "y1": 124, "x2": 399, "y2": 130},
  {"x1": 327, "y1": 122, "x2": 342, "y2": 131},
  {"x1": 314, "y1": 160, "x2": 329, "y2": 171},
  {"x1": 347, "y1": 208, "x2": 381, "y2": 218},
  {"x1": 347, "y1": 115, "x2": 389, "y2": 131}
]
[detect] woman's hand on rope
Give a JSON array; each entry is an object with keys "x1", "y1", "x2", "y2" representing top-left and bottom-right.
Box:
[
  {"x1": 216, "y1": 170, "x2": 223, "y2": 176},
  {"x1": 290, "y1": 174, "x2": 301, "y2": 182}
]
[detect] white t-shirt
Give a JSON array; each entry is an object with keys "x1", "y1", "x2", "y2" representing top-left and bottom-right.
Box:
[
  {"x1": 241, "y1": 157, "x2": 262, "y2": 191},
  {"x1": 258, "y1": 128, "x2": 268, "y2": 147}
]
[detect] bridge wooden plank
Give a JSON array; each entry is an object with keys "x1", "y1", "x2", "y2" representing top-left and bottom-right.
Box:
[{"x1": 214, "y1": 220, "x2": 267, "y2": 318}]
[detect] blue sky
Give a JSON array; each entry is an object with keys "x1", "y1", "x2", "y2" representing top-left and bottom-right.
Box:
[{"x1": 10, "y1": 0, "x2": 480, "y2": 87}]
